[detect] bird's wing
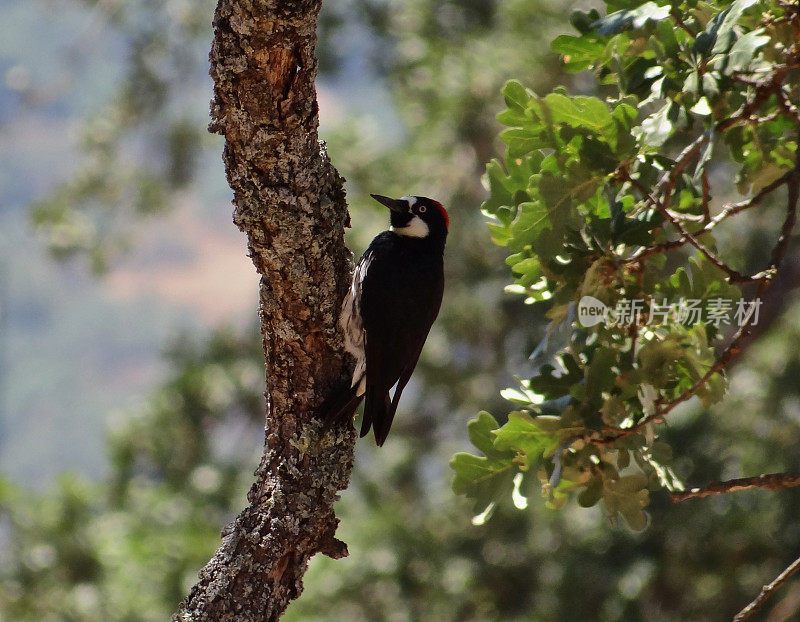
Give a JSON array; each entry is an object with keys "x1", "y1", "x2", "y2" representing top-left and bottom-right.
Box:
[
  {"x1": 359, "y1": 236, "x2": 443, "y2": 442},
  {"x1": 361, "y1": 241, "x2": 437, "y2": 391}
]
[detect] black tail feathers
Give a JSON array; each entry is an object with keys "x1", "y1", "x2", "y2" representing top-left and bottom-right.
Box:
[
  {"x1": 363, "y1": 387, "x2": 397, "y2": 447},
  {"x1": 319, "y1": 384, "x2": 364, "y2": 431},
  {"x1": 320, "y1": 383, "x2": 401, "y2": 446}
]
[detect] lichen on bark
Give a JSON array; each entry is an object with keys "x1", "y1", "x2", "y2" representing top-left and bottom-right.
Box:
[{"x1": 173, "y1": 1, "x2": 356, "y2": 620}]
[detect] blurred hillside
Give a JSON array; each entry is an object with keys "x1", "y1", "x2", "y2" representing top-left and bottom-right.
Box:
[
  {"x1": 0, "y1": 0, "x2": 252, "y2": 484},
  {"x1": 0, "y1": 0, "x2": 400, "y2": 485}
]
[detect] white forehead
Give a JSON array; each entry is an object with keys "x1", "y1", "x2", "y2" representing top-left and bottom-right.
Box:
[{"x1": 401, "y1": 196, "x2": 418, "y2": 207}]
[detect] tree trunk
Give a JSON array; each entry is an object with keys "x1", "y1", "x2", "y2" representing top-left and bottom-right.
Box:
[{"x1": 173, "y1": 1, "x2": 356, "y2": 619}]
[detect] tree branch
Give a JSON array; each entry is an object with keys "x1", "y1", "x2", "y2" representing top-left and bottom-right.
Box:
[
  {"x1": 173, "y1": 1, "x2": 357, "y2": 620},
  {"x1": 622, "y1": 168, "x2": 793, "y2": 264},
  {"x1": 734, "y1": 555, "x2": 800, "y2": 621},
  {"x1": 768, "y1": 128, "x2": 800, "y2": 272},
  {"x1": 671, "y1": 472, "x2": 800, "y2": 502}
]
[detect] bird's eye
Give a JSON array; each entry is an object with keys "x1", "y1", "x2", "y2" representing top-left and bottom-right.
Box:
[{"x1": 418, "y1": 205, "x2": 427, "y2": 213}]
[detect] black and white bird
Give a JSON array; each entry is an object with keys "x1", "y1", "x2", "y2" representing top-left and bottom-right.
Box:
[{"x1": 323, "y1": 193, "x2": 449, "y2": 446}]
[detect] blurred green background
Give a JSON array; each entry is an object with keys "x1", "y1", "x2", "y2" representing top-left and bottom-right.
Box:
[{"x1": 1, "y1": 0, "x2": 800, "y2": 620}]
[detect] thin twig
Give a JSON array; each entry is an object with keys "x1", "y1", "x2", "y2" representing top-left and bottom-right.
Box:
[
  {"x1": 658, "y1": 135, "x2": 709, "y2": 201},
  {"x1": 671, "y1": 472, "x2": 800, "y2": 502},
  {"x1": 665, "y1": 209, "x2": 707, "y2": 222},
  {"x1": 734, "y1": 555, "x2": 800, "y2": 621},
  {"x1": 767, "y1": 128, "x2": 800, "y2": 271},
  {"x1": 778, "y1": 91, "x2": 800, "y2": 124},
  {"x1": 656, "y1": 201, "x2": 763, "y2": 283},
  {"x1": 724, "y1": 171, "x2": 793, "y2": 217},
  {"x1": 624, "y1": 171, "x2": 793, "y2": 263},
  {"x1": 670, "y1": 10, "x2": 696, "y2": 37},
  {"x1": 701, "y1": 169, "x2": 711, "y2": 225},
  {"x1": 717, "y1": 78, "x2": 783, "y2": 134}
]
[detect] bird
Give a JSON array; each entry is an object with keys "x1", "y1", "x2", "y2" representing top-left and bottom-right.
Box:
[{"x1": 322, "y1": 193, "x2": 449, "y2": 446}]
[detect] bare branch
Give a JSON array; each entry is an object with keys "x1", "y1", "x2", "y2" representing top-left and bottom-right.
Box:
[
  {"x1": 619, "y1": 148, "x2": 766, "y2": 283},
  {"x1": 671, "y1": 472, "x2": 800, "y2": 502},
  {"x1": 623, "y1": 171, "x2": 793, "y2": 263},
  {"x1": 722, "y1": 171, "x2": 793, "y2": 217},
  {"x1": 734, "y1": 555, "x2": 800, "y2": 621},
  {"x1": 657, "y1": 203, "x2": 763, "y2": 283},
  {"x1": 778, "y1": 90, "x2": 800, "y2": 125}
]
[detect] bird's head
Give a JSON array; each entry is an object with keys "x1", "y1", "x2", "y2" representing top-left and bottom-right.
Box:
[{"x1": 370, "y1": 194, "x2": 449, "y2": 242}]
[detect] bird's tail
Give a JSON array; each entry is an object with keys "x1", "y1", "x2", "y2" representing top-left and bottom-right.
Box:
[
  {"x1": 319, "y1": 383, "x2": 365, "y2": 430},
  {"x1": 362, "y1": 386, "x2": 397, "y2": 447}
]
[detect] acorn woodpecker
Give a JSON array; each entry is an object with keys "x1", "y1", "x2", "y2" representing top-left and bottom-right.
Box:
[{"x1": 323, "y1": 193, "x2": 449, "y2": 446}]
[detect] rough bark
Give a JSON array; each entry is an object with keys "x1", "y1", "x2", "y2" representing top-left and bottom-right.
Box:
[{"x1": 173, "y1": 1, "x2": 355, "y2": 620}]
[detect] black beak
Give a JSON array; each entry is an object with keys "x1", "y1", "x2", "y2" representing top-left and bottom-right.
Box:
[{"x1": 370, "y1": 194, "x2": 408, "y2": 214}]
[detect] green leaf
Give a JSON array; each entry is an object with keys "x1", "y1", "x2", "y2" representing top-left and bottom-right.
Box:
[
  {"x1": 571, "y1": 8, "x2": 603, "y2": 35},
  {"x1": 743, "y1": 162, "x2": 789, "y2": 195},
  {"x1": 493, "y1": 411, "x2": 561, "y2": 470},
  {"x1": 509, "y1": 201, "x2": 551, "y2": 247},
  {"x1": 452, "y1": 413, "x2": 519, "y2": 511},
  {"x1": 502, "y1": 79, "x2": 530, "y2": 111},
  {"x1": 690, "y1": 97, "x2": 712, "y2": 117},
  {"x1": 509, "y1": 256, "x2": 541, "y2": 278},
  {"x1": 467, "y1": 411, "x2": 503, "y2": 458},
  {"x1": 530, "y1": 355, "x2": 583, "y2": 399},
  {"x1": 578, "y1": 476, "x2": 603, "y2": 507},
  {"x1": 451, "y1": 453, "x2": 510, "y2": 491},
  {"x1": 602, "y1": 395, "x2": 627, "y2": 427},
  {"x1": 697, "y1": 370, "x2": 727, "y2": 407},
  {"x1": 482, "y1": 159, "x2": 514, "y2": 210},
  {"x1": 693, "y1": 0, "x2": 758, "y2": 57},
  {"x1": 450, "y1": 452, "x2": 516, "y2": 514},
  {"x1": 500, "y1": 128, "x2": 547, "y2": 157},
  {"x1": 641, "y1": 101, "x2": 674, "y2": 147},
  {"x1": 586, "y1": 347, "x2": 618, "y2": 403},
  {"x1": 637, "y1": 336, "x2": 685, "y2": 387},
  {"x1": 500, "y1": 387, "x2": 536, "y2": 404},
  {"x1": 723, "y1": 29, "x2": 770, "y2": 74},
  {"x1": 619, "y1": 496, "x2": 649, "y2": 530},
  {"x1": 611, "y1": 102, "x2": 638, "y2": 155},
  {"x1": 603, "y1": 474, "x2": 650, "y2": 530},
  {"x1": 593, "y1": 2, "x2": 670, "y2": 36},
  {"x1": 614, "y1": 473, "x2": 650, "y2": 494},
  {"x1": 551, "y1": 35, "x2": 606, "y2": 72},
  {"x1": 541, "y1": 93, "x2": 613, "y2": 137}
]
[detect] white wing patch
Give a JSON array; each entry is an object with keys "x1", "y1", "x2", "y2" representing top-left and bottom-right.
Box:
[
  {"x1": 339, "y1": 252, "x2": 370, "y2": 395},
  {"x1": 391, "y1": 215, "x2": 429, "y2": 238}
]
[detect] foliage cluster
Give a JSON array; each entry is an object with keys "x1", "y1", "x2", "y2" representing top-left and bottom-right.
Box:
[{"x1": 452, "y1": 0, "x2": 800, "y2": 529}]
